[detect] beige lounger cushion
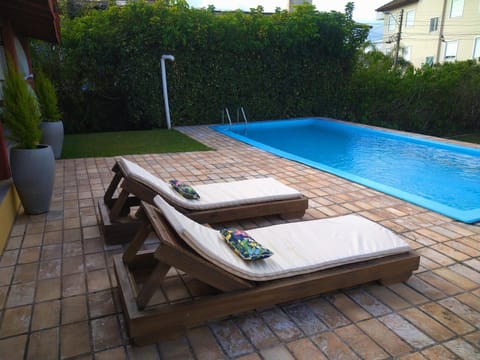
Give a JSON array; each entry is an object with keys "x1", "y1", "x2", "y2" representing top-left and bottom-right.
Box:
[
  {"x1": 154, "y1": 196, "x2": 411, "y2": 281},
  {"x1": 119, "y1": 158, "x2": 302, "y2": 210}
]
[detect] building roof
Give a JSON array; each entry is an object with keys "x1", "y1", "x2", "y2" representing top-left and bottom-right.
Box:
[
  {"x1": 376, "y1": 0, "x2": 419, "y2": 12},
  {"x1": 0, "y1": 0, "x2": 60, "y2": 43}
]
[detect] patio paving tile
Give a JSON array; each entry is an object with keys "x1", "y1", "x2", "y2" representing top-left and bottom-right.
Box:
[
  {"x1": 335, "y1": 324, "x2": 389, "y2": 359},
  {"x1": 6, "y1": 281, "x2": 35, "y2": 307},
  {"x1": 282, "y1": 302, "x2": 328, "y2": 336},
  {"x1": 357, "y1": 318, "x2": 412, "y2": 356},
  {"x1": 157, "y1": 336, "x2": 194, "y2": 359},
  {"x1": 236, "y1": 313, "x2": 280, "y2": 349},
  {"x1": 210, "y1": 319, "x2": 254, "y2": 358},
  {"x1": 60, "y1": 321, "x2": 91, "y2": 358},
  {"x1": 328, "y1": 293, "x2": 372, "y2": 322},
  {"x1": 38, "y1": 259, "x2": 61, "y2": 280},
  {"x1": 13, "y1": 263, "x2": 37, "y2": 284},
  {"x1": 416, "y1": 271, "x2": 462, "y2": 296},
  {"x1": 378, "y1": 313, "x2": 435, "y2": 349},
  {"x1": 94, "y1": 347, "x2": 127, "y2": 360},
  {"x1": 61, "y1": 295, "x2": 88, "y2": 324},
  {"x1": 345, "y1": 288, "x2": 392, "y2": 317},
  {"x1": 306, "y1": 297, "x2": 351, "y2": 329},
  {"x1": 432, "y1": 268, "x2": 478, "y2": 290},
  {"x1": 260, "y1": 344, "x2": 296, "y2": 359},
  {"x1": 419, "y1": 302, "x2": 475, "y2": 335},
  {"x1": 1, "y1": 125, "x2": 480, "y2": 358},
  {"x1": 443, "y1": 338, "x2": 480, "y2": 359},
  {"x1": 0, "y1": 334, "x2": 28, "y2": 360},
  {"x1": 260, "y1": 307, "x2": 304, "y2": 342},
  {"x1": 311, "y1": 331, "x2": 360, "y2": 359},
  {"x1": 26, "y1": 327, "x2": 59, "y2": 360},
  {"x1": 187, "y1": 326, "x2": 226, "y2": 359},
  {"x1": 287, "y1": 337, "x2": 328, "y2": 359},
  {"x1": 387, "y1": 283, "x2": 429, "y2": 305},
  {"x1": 399, "y1": 308, "x2": 455, "y2": 342},
  {"x1": 421, "y1": 344, "x2": 458, "y2": 359},
  {"x1": 365, "y1": 284, "x2": 411, "y2": 310},
  {"x1": 62, "y1": 272, "x2": 86, "y2": 297},
  {"x1": 91, "y1": 315, "x2": 123, "y2": 351},
  {"x1": 18, "y1": 247, "x2": 40, "y2": 264},
  {"x1": 35, "y1": 277, "x2": 61, "y2": 302},
  {"x1": 31, "y1": 300, "x2": 61, "y2": 331},
  {"x1": 0, "y1": 304, "x2": 32, "y2": 337}
]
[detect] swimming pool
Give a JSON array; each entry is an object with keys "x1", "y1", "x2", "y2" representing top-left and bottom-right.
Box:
[{"x1": 212, "y1": 118, "x2": 480, "y2": 223}]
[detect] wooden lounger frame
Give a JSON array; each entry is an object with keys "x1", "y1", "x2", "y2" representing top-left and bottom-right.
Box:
[
  {"x1": 114, "y1": 202, "x2": 420, "y2": 346},
  {"x1": 99, "y1": 161, "x2": 309, "y2": 244}
]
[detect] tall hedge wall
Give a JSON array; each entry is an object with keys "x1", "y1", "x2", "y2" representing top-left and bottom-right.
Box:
[
  {"x1": 33, "y1": 2, "x2": 367, "y2": 133},
  {"x1": 347, "y1": 51, "x2": 480, "y2": 136}
]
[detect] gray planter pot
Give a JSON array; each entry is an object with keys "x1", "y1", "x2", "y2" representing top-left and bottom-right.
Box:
[
  {"x1": 10, "y1": 145, "x2": 55, "y2": 214},
  {"x1": 40, "y1": 121, "x2": 64, "y2": 159}
]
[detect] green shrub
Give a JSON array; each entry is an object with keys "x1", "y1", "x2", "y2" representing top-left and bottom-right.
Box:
[
  {"x1": 32, "y1": 2, "x2": 368, "y2": 132},
  {"x1": 35, "y1": 69, "x2": 62, "y2": 122},
  {"x1": 348, "y1": 52, "x2": 480, "y2": 136},
  {"x1": 1, "y1": 59, "x2": 42, "y2": 149}
]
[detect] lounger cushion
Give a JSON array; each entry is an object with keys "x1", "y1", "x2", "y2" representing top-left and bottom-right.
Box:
[
  {"x1": 154, "y1": 196, "x2": 411, "y2": 282},
  {"x1": 221, "y1": 228, "x2": 273, "y2": 261},
  {"x1": 169, "y1": 180, "x2": 200, "y2": 200},
  {"x1": 118, "y1": 158, "x2": 302, "y2": 210}
]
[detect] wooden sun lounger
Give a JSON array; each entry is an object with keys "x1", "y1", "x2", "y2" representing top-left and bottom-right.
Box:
[
  {"x1": 99, "y1": 161, "x2": 308, "y2": 244},
  {"x1": 114, "y1": 202, "x2": 420, "y2": 345}
]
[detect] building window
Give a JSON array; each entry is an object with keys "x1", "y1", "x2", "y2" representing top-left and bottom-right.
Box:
[
  {"x1": 444, "y1": 40, "x2": 458, "y2": 61},
  {"x1": 474, "y1": 37, "x2": 480, "y2": 60},
  {"x1": 429, "y1": 17, "x2": 439, "y2": 32},
  {"x1": 388, "y1": 15, "x2": 396, "y2": 32},
  {"x1": 405, "y1": 10, "x2": 415, "y2": 27},
  {"x1": 425, "y1": 56, "x2": 434, "y2": 66},
  {"x1": 450, "y1": 0, "x2": 464, "y2": 18}
]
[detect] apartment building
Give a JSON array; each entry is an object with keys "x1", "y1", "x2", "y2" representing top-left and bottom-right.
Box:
[
  {"x1": 376, "y1": 0, "x2": 480, "y2": 67},
  {"x1": 288, "y1": 0, "x2": 312, "y2": 12}
]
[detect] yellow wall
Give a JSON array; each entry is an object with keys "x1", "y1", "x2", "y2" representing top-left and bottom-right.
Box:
[
  {"x1": 0, "y1": 183, "x2": 20, "y2": 255},
  {"x1": 380, "y1": 0, "x2": 480, "y2": 67}
]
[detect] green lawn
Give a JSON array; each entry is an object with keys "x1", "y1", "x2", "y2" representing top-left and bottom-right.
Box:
[{"x1": 62, "y1": 129, "x2": 212, "y2": 159}]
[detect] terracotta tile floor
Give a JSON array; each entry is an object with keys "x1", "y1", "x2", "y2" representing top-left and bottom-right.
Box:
[{"x1": 1, "y1": 125, "x2": 479, "y2": 359}]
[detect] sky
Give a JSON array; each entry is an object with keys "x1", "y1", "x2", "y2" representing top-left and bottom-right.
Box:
[{"x1": 186, "y1": 0, "x2": 388, "y2": 22}]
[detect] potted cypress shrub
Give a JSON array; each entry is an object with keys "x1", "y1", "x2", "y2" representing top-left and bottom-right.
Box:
[
  {"x1": 1, "y1": 60, "x2": 55, "y2": 214},
  {"x1": 35, "y1": 69, "x2": 63, "y2": 159}
]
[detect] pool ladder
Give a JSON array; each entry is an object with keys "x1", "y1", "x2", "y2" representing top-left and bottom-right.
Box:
[{"x1": 222, "y1": 107, "x2": 248, "y2": 129}]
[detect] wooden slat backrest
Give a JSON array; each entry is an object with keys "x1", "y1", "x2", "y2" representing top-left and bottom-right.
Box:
[{"x1": 142, "y1": 203, "x2": 253, "y2": 291}]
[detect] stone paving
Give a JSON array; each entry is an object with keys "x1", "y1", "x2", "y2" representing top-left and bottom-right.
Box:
[{"x1": 0, "y1": 125, "x2": 479, "y2": 359}]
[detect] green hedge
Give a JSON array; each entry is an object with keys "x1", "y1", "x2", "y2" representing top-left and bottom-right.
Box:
[
  {"x1": 347, "y1": 51, "x2": 480, "y2": 135},
  {"x1": 32, "y1": 1, "x2": 368, "y2": 132},
  {"x1": 32, "y1": 1, "x2": 480, "y2": 136}
]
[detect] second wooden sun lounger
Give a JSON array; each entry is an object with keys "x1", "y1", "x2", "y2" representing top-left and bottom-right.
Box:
[
  {"x1": 99, "y1": 158, "x2": 308, "y2": 244},
  {"x1": 114, "y1": 196, "x2": 420, "y2": 345}
]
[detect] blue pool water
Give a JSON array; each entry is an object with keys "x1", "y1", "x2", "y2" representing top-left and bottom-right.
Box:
[{"x1": 212, "y1": 118, "x2": 480, "y2": 223}]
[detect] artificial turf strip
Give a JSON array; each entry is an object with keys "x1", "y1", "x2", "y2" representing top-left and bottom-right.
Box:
[{"x1": 61, "y1": 129, "x2": 212, "y2": 159}]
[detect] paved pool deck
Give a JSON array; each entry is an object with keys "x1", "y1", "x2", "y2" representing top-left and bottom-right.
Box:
[{"x1": 0, "y1": 125, "x2": 479, "y2": 359}]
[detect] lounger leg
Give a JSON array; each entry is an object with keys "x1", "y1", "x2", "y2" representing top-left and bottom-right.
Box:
[
  {"x1": 110, "y1": 188, "x2": 131, "y2": 220},
  {"x1": 123, "y1": 220, "x2": 152, "y2": 267},
  {"x1": 280, "y1": 211, "x2": 306, "y2": 220},
  {"x1": 379, "y1": 271, "x2": 413, "y2": 285},
  {"x1": 136, "y1": 262, "x2": 171, "y2": 310},
  {"x1": 103, "y1": 170, "x2": 123, "y2": 208}
]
